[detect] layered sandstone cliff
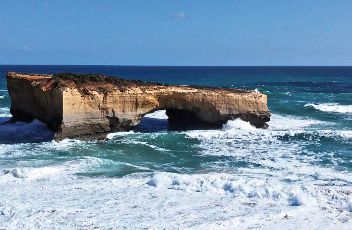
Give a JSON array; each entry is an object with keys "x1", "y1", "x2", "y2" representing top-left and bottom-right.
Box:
[{"x1": 7, "y1": 72, "x2": 270, "y2": 139}]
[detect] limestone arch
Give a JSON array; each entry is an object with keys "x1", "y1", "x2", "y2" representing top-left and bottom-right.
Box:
[{"x1": 137, "y1": 96, "x2": 223, "y2": 127}]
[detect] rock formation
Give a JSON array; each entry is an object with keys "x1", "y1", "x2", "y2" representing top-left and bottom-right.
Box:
[{"x1": 7, "y1": 72, "x2": 270, "y2": 140}]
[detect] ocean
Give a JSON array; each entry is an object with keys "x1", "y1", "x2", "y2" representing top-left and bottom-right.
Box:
[{"x1": 0, "y1": 66, "x2": 351, "y2": 229}]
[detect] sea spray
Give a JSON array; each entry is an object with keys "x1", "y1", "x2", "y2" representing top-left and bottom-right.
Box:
[{"x1": 305, "y1": 103, "x2": 352, "y2": 114}]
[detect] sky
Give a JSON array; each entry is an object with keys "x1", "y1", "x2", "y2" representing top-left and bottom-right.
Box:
[{"x1": 1, "y1": 0, "x2": 352, "y2": 66}]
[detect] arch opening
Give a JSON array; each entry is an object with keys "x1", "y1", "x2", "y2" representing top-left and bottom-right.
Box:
[{"x1": 134, "y1": 109, "x2": 222, "y2": 133}]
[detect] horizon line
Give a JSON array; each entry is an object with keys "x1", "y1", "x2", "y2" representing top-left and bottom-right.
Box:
[{"x1": 1, "y1": 64, "x2": 352, "y2": 67}]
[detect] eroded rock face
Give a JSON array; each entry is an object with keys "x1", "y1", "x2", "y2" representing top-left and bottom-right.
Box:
[{"x1": 7, "y1": 72, "x2": 270, "y2": 139}]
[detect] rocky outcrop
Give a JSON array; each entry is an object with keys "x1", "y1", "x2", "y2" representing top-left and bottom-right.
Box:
[{"x1": 7, "y1": 72, "x2": 270, "y2": 140}]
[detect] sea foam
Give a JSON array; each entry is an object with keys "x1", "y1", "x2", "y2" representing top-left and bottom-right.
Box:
[
  {"x1": 106, "y1": 131, "x2": 135, "y2": 140},
  {"x1": 185, "y1": 114, "x2": 352, "y2": 185},
  {"x1": 305, "y1": 103, "x2": 352, "y2": 114},
  {"x1": 0, "y1": 114, "x2": 351, "y2": 229},
  {"x1": 143, "y1": 110, "x2": 168, "y2": 119},
  {"x1": 0, "y1": 107, "x2": 11, "y2": 117}
]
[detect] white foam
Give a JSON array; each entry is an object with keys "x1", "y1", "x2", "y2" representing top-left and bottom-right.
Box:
[
  {"x1": 317, "y1": 130, "x2": 352, "y2": 140},
  {"x1": 106, "y1": 130, "x2": 134, "y2": 140},
  {"x1": 185, "y1": 114, "x2": 352, "y2": 185},
  {"x1": 145, "y1": 173, "x2": 321, "y2": 207},
  {"x1": 222, "y1": 118, "x2": 257, "y2": 131},
  {"x1": 51, "y1": 138, "x2": 86, "y2": 151},
  {"x1": 2, "y1": 168, "x2": 27, "y2": 179},
  {"x1": 0, "y1": 95, "x2": 4, "y2": 99},
  {"x1": 123, "y1": 162, "x2": 151, "y2": 171},
  {"x1": 0, "y1": 169, "x2": 351, "y2": 228},
  {"x1": 305, "y1": 103, "x2": 352, "y2": 114},
  {"x1": 3, "y1": 167, "x2": 63, "y2": 180},
  {"x1": 143, "y1": 110, "x2": 168, "y2": 119},
  {"x1": 0, "y1": 139, "x2": 89, "y2": 159},
  {"x1": 268, "y1": 114, "x2": 322, "y2": 130},
  {"x1": 0, "y1": 112, "x2": 351, "y2": 228},
  {"x1": 344, "y1": 197, "x2": 352, "y2": 212},
  {"x1": 186, "y1": 114, "x2": 322, "y2": 142},
  {"x1": 222, "y1": 114, "x2": 322, "y2": 132},
  {"x1": 0, "y1": 107, "x2": 11, "y2": 117},
  {"x1": 130, "y1": 140, "x2": 169, "y2": 151}
]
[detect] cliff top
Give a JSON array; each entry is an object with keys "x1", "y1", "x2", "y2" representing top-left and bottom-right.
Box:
[{"x1": 7, "y1": 72, "x2": 251, "y2": 94}]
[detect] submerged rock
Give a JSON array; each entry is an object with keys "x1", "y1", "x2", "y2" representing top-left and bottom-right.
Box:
[{"x1": 6, "y1": 72, "x2": 270, "y2": 140}]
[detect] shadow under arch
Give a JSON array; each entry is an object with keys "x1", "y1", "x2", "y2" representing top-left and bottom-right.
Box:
[{"x1": 133, "y1": 109, "x2": 222, "y2": 133}]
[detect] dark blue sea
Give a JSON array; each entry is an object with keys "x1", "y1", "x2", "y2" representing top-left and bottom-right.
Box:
[{"x1": 0, "y1": 66, "x2": 351, "y2": 228}]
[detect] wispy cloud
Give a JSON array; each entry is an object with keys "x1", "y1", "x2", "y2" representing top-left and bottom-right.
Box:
[{"x1": 172, "y1": 12, "x2": 186, "y2": 19}]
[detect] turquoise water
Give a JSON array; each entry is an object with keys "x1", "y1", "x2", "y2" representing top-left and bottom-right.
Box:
[
  {"x1": 1, "y1": 66, "x2": 351, "y2": 177},
  {"x1": 0, "y1": 66, "x2": 352, "y2": 228}
]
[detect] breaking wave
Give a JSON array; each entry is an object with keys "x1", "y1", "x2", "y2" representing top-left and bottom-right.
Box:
[
  {"x1": 106, "y1": 131, "x2": 135, "y2": 140},
  {"x1": 2, "y1": 167, "x2": 64, "y2": 180},
  {"x1": 0, "y1": 107, "x2": 11, "y2": 117},
  {"x1": 146, "y1": 172, "x2": 351, "y2": 210},
  {"x1": 185, "y1": 114, "x2": 352, "y2": 184},
  {"x1": 305, "y1": 103, "x2": 352, "y2": 114},
  {"x1": 143, "y1": 110, "x2": 168, "y2": 119}
]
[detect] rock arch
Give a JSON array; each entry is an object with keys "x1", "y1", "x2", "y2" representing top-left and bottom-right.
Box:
[{"x1": 7, "y1": 72, "x2": 270, "y2": 140}]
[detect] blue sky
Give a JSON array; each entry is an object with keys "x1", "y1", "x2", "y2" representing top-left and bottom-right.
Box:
[{"x1": 1, "y1": 0, "x2": 352, "y2": 65}]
